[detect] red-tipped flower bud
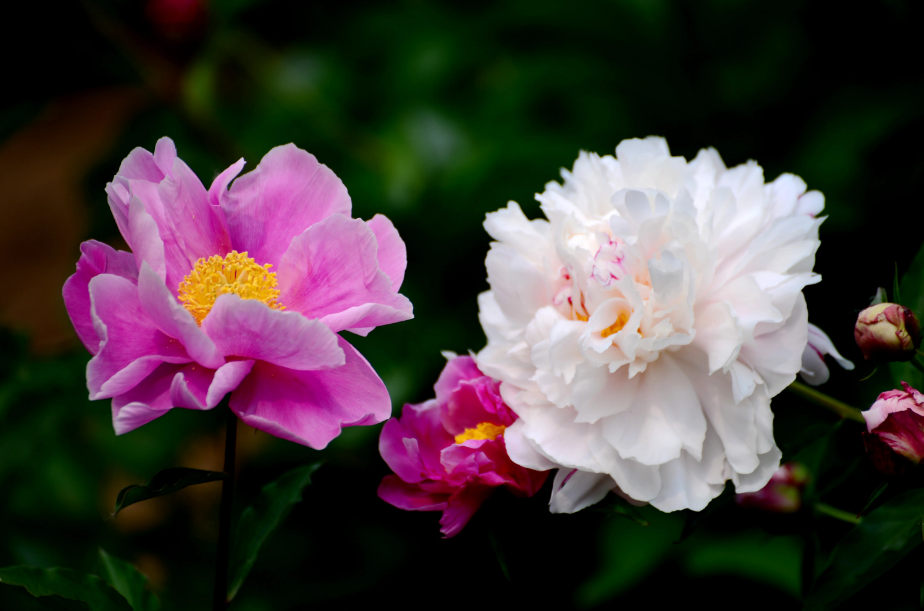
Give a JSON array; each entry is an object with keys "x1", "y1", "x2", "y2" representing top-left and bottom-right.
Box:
[
  {"x1": 861, "y1": 382, "x2": 924, "y2": 475},
  {"x1": 854, "y1": 303, "x2": 920, "y2": 362},
  {"x1": 735, "y1": 463, "x2": 810, "y2": 513}
]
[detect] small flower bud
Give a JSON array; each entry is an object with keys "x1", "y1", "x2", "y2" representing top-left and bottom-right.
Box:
[
  {"x1": 861, "y1": 382, "x2": 924, "y2": 475},
  {"x1": 735, "y1": 462, "x2": 810, "y2": 513},
  {"x1": 854, "y1": 303, "x2": 920, "y2": 362}
]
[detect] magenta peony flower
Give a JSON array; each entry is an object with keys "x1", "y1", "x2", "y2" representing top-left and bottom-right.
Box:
[
  {"x1": 854, "y1": 303, "x2": 921, "y2": 363},
  {"x1": 861, "y1": 382, "x2": 924, "y2": 475},
  {"x1": 735, "y1": 462, "x2": 809, "y2": 513},
  {"x1": 63, "y1": 137, "x2": 412, "y2": 448},
  {"x1": 377, "y1": 355, "x2": 548, "y2": 537}
]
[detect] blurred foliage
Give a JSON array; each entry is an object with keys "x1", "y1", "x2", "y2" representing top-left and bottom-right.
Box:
[{"x1": 2, "y1": 0, "x2": 923, "y2": 609}]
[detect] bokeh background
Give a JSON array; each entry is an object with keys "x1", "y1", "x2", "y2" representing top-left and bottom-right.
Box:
[{"x1": 2, "y1": 0, "x2": 923, "y2": 609}]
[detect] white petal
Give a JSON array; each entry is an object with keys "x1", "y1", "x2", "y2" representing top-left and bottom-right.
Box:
[{"x1": 549, "y1": 469, "x2": 616, "y2": 513}]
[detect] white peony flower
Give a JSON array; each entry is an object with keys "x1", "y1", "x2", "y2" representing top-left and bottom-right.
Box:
[{"x1": 476, "y1": 137, "x2": 826, "y2": 513}]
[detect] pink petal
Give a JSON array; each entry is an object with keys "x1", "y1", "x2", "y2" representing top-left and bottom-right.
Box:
[
  {"x1": 438, "y1": 485, "x2": 494, "y2": 538},
  {"x1": 137, "y1": 263, "x2": 224, "y2": 369},
  {"x1": 276, "y1": 214, "x2": 413, "y2": 333},
  {"x1": 377, "y1": 475, "x2": 449, "y2": 511},
  {"x1": 129, "y1": 194, "x2": 166, "y2": 281},
  {"x1": 229, "y1": 336, "x2": 391, "y2": 449},
  {"x1": 201, "y1": 294, "x2": 344, "y2": 370},
  {"x1": 379, "y1": 418, "x2": 428, "y2": 483},
  {"x1": 63, "y1": 241, "x2": 138, "y2": 355},
  {"x1": 433, "y1": 355, "x2": 483, "y2": 403},
  {"x1": 208, "y1": 158, "x2": 246, "y2": 207},
  {"x1": 87, "y1": 274, "x2": 191, "y2": 400},
  {"x1": 153, "y1": 137, "x2": 177, "y2": 177},
  {"x1": 104, "y1": 139, "x2": 171, "y2": 248},
  {"x1": 219, "y1": 144, "x2": 352, "y2": 269},
  {"x1": 366, "y1": 214, "x2": 407, "y2": 291}
]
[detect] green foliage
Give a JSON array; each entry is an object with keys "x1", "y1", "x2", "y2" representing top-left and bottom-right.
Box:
[
  {"x1": 891, "y1": 241, "x2": 924, "y2": 388},
  {"x1": 96, "y1": 550, "x2": 160, "y2": 611},
  {"x1": 112, "y1": 468, "x2": 228, "y2": 516},
  {"x1": 805, "y1": 487, "x2": 924, "y2": 610},
  {"x1": 589, "y1": 495, "x2": 651, "y2": 527},
  {"x1": 0, "y1": 566, "x2": 131, "y2": 611},
  {"x1": 227, "y1": 463, "x2": 321, "y2": 601}
]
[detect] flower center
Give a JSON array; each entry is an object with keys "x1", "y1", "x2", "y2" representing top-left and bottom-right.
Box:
[
  {"x1": 177, "y1": 251, "x2": 284, "y2": 324},
  {"x1": 454, "y1": 422, "x2": 506, "y2": 444},
  {"x1": 601, "y1": 310, "x2": 630, "y2": 338}
]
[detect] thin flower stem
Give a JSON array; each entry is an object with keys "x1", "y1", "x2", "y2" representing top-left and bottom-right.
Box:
[
  {"x1": 213, "y1": 397, "x2": 237, "y2": 611},
  {"x1": 814, "y1": 502, "x2": 862, "y2": 525},
  {"x1": 787, "y1": 381, "x2": 866, "y2": 423}
]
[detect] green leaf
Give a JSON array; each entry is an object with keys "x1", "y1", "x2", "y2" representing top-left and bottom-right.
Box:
[
  {"x1": 112, "y1": 468, "x2": 228, "y2": 515},
  {"x1": 589, "y1": 495, "x2": 650, "y2": 526},
  {"x1": 96, "y1": 551, "x2": 160, "y2": 611},
  {"x1": 804, "y1": 487, "x2": 924, "y2": 610},
  {"x1": 0, "y1": 567, "x2": 132, "y2": 611},
  {"x1": 870, "y1": 287, "x2": 887, "y2": 306},
  {"x1": 857, "y1": 482, "x2": 888, "y2": 518},
  {"x1": 227, "y1": 463, "x2": 321, "y2": 601},
  {"x1": 487, "y1": 532, "x2": 511, "y2": 582},
  {"x1": 675, "y1": 484, "x2": 733, "y2": 544},
  {"x1": 891, "y1": 242, "x2": 924, "y2": 388}
]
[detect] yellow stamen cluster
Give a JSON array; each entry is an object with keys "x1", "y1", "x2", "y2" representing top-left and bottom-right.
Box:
[
  {"x1": 454, "y1": 422, "x2": 507, "y2": 444},
  {"x1": 601, "y1": 310, "x2": 630, "y2": 338},
  {"x1": 178, "y1": 251, "x2": 284, "y2": 324}
]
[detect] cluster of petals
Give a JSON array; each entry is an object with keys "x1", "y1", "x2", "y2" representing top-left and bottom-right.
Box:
[
  {"x1": 862, "y1": 382, "x2": 924, "y2": 473},
  {"x1": 477, "y1": 136, "x2": 826, "y2": 513},
  {"x1": 63, "y1": 137, "x2": 412, "y2": 448},
  {"x1": 378, "y1": 355, "x2": 548, "y2": 537}
]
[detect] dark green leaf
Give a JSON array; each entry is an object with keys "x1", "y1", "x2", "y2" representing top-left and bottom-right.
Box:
[
  {"x1": 857, "y1": 482, "x2": 889, "y2": 518},
  {"x1": 96, "y1": 550, "x2": 160, "y2": 611},
  {"x1": 112, "y1": 468, "x2": 228, "y2": 515},
  {"x1": 894, "y1": 262, "x2": 903, "y2": 306},
  {"x1": 804, "y1": 487, "x2": 924, "y2": 610},
  {"x1": 870, "y1": 287, "x2": 887, "y2": 306},
  {"x1": 891, "y1": 243, "x2": 924, "y2": 388},
  {"x1": 227, "y1": 463, "x2": 321, "y2": 601},
  {"x1": 589, "y1": 495, "x2": 650, "y2": 527},
  {"x1": 487, "y1": 532, "x2": 511, "y2": 582},
  {"x1": 674, "y1": 484, "x2": 733, "y2": 544},
  {"x1": 0, "y1": 567, "x2": 131, "y2": 611}
]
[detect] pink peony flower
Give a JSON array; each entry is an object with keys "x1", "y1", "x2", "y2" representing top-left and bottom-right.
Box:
[
  {"x1": 861, "y1": 382, "x2": 924, "y2": 475},
  {"x1": 735, "y1": 462, "x2": 809, "y2": 513},
  {"x1": 63, "y1": 137, "x2": 412, "y2": 448},
  {"x1": 854, "y1": 303, "x2": 921, "y2": 363},
  {"x1": 377, "y1": 355, "x2": 549, "y2": 537}
]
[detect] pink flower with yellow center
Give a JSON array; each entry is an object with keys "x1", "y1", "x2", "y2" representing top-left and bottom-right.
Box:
[
  {"x1": 378, "y1": 355, "x2": 549, "y2": 537},
  {"x1": 63, "y1": 137, "x2": 413, "y2": 447}
]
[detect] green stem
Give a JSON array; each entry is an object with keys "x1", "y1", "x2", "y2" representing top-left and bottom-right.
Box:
[
  {"x1": 213, "y1": 398, "x2": 237, "y2": 611},
  {"x1": 787, "y1": 381, "x2": 865, "y2": 423},
  {"x1": 911, "y1": 355, "x2": 924, "y2": 376},
  {"x1": 814, "y1": 502, "x2": 862, "y2": 525}
]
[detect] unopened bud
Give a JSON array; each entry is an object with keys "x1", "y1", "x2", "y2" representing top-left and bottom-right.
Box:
[
  {"x1": 854, "y1": 303, "x2": 920, "y2": 362},
  {"x1": 861, "y1": 382, "x2": 924, "y2": 475},
  {"x1": 735, "y1": 463, "x2": 810, "y2": 513}
]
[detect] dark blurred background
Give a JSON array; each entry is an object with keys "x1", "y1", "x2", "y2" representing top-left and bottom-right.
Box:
[{"x1": 1, "y1": 0, "x2": 922, "y2": 609}]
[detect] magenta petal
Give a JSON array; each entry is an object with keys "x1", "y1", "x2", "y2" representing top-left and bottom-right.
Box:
[
  {"x1": 379, "y1": 418, "x2": 428, "y2": 483},
  {"x1": 129, "y1": 194, "x2": 167, "y2": 281},
  {"x1": 220, "y1": 144, "x2": 352, "y2": 269},
  {"x1": 207, "y1": 360, "x2": 255, "y2": 407},
  {"x1": 433, "y1": 356, "x2": 483, "y2": 404},
  {"x1": 366, "y1": 214, "x2": 407, "y2": 291},
  {"x1": 87, "y1": 274, "x2": 191, "y2": 400},
  {"x1": 106, "y1": 146, "x2": 166, "y2": 246},
  {"x1": 378, "y1": 475, "x2": 449, "y2": 511},
  {"x1": 439, "y1": 485, "x2": 494, "y2": 538},
  {"x1": 277, "y1": 214, "x2": 413, "y2": 333},
  {"x1": 63, "y1": 241, "x2": 138, "y2": 355},
  {"x1": 137, "y1": 263, "x2": 224, "y2": 369},
  {"x1": 201, "y1": 294, "x2": 344, "y2": 370},
  {"x1": 153, "y1": 137, "x2": 177, "y2": 177},
  {"x1": 229, "y1": 336, "x2": 391, "y2": 449},
  {"x1": 209, "y1": 158, "x2": 246, "y2": 207}
]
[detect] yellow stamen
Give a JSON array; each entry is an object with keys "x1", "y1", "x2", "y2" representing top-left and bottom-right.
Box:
[
  {"x1": 454, "y1": 422, "x2": 506, "y2": 444},
  {"x1": 601, "y1": 311, "x2": 630, "y2": 338},
  {"x1": 178, "y1": 251, "x2": 284, "y2": 324}
]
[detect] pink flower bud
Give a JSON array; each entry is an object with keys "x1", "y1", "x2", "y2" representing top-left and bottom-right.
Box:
[
  {"x1": 735, "y1": 463, "x2": 810, "y2": 513},
  {"x1": 854, "y1": 303, "x2": 920, "y2": 362},
  {"x1": 861, "y1": 382, "x2": 924, "y2": 475}
]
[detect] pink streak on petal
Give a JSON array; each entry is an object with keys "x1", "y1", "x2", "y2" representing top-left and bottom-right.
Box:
[
  {"x1": 220, "y1": 144, "x2": 352, "y2": 269},
  {"x1": 201, "y1": 294, "x2": 344, "y2": 371},
  {"x1": 367, "y1": 214, "x2": 407, "y2": 291},
  {"x1": 137, "y1": 263, "x2": 224, "y2": 369},
  {"x1": 129, "y1": 194, "x2": 166, "y2": 281},
  {"x1": 277, "y1": 214, "x2": 413, "y2": 332},
  {"x1": 229, "y1": 336, "x2": 391, "y2": 449},
  {"x1": 63, "y1": 240, "x2": 138, "y2": 355},
  {"x1": 439, "y1": 485, "x2": 495, "y2": 538},
  {"x1": 207, "y1": 360, "x2": 255, "y2": 407},
  {"x1": 377, "y1": 475, "x2": 449, "y2": 511},
  {"x1": 87, "y1": 274, "x2": 191, "y2": 400}
]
